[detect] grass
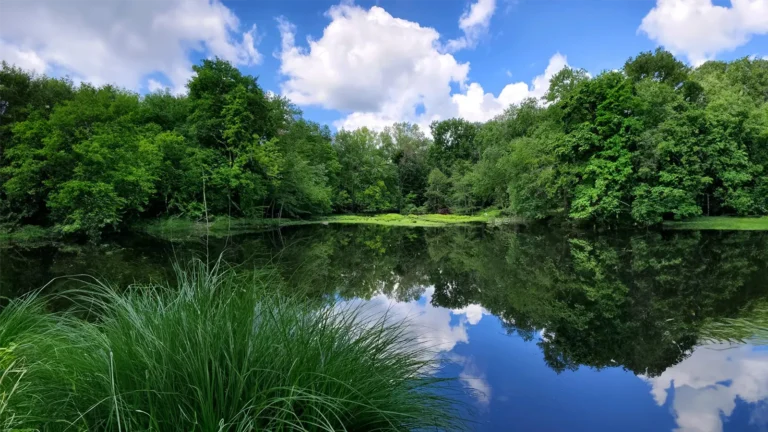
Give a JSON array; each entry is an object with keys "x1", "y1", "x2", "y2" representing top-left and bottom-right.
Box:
[
  {"x1": 0, "y1": 259, "x2": 465, "y2": 431},
  {"x1": 139, "y1": 211, "x2": 514, "y2": 240},
  {"x1": 0, "y1": 225, "x2": 56, "y2": 243},
  {"x1": 700, "y1": 301, "x2": 768, "y2": 345},
  {"x1": 663, "y1": 216, "x2": 768, "y2": 231},
  {"x1": 318, "y1": 211, "x2": 505, "y2": 227}
]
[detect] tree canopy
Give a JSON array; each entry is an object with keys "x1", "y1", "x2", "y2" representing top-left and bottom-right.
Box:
[{"x1": 2, "y1": 50, "x2": 767, "y2": 237}]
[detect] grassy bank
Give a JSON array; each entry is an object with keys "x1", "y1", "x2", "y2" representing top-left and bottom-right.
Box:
[
  {"x1": 664, "y1": 216, "x2": 768, "y2": 231},
  {"x1": 140, "y1": 211, "x2": 511, "y2": 240},
  {"x1": 0, "y1": 259, "x2": 464, "y2": 431},
  {"x1": 320, "y1": 211, "x2": 505, "y2": 227}
]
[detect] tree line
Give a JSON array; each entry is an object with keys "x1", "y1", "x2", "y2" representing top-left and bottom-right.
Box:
[{"x1": 1, "y1": 49, "x2": 767, "y2": 237}]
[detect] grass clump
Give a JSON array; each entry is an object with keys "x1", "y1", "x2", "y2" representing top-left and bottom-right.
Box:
[
  {"x1": 0, "y1": 259, "x2": 464, "y2": 431},
  {"x1": 663, "y1": 216, "x2": 768, "y2": 231}
]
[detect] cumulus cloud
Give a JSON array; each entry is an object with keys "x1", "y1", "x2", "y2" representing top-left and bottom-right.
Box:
[
  {"x1": 642, "y1": 343, "x2": 768, "y2": 432},
  {"x1": 445, "y1": 0, "x2": 497, "y2": 52},
  {"x1": 0, "y1": 0, "x2": 262, "y2": 93},
  {"x1": 277, "y1": 3, "x2": 567, "y2": 132},
  {"x1": 451, "y1": 53, "x2": 568, "y2": 122},
  {"x1": 278, "y1": 4, "x2": 468, "y2": 124},
  {"x1": 640, "y1": 0, "x2": 768, "y2": 65}
]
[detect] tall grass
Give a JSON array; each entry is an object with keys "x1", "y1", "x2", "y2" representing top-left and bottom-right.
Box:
[{"x1": 0, "y1": 259, "x2": 464, "y2": 431}]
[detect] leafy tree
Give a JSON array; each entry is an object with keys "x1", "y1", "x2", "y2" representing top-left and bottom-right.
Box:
[
  {"x1": 333, "y1": 128, "x2": 398, "y2": 213},
  {"x1": 425, "y1": 168, "x2": 450, "y2": 212},
  {"x1": 381, "y1": 123, "x2": 430, "y2": 208},
  {"x1": 624, "y1": 48, "x2": 690, "y2": 87},
  {"x1": 428, "y1": 118, "x2": 479, "y2": 173}
]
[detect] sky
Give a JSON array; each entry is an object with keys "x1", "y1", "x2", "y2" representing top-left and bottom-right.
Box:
[{"x1": 1, "y1": 0, "x2": 767, "y2": 132}]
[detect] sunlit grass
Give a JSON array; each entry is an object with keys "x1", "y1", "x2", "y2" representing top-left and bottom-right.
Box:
[
  {"x1": 0, "y1": 259, "x2": 465, "y2": 431},
  {"x1": 140, "y1": 211, "x2": 515, "y2": 239},
  {"x1": 320, "y1": 213, "x2": 498, "y2": 227},
  {"x1": 664, "y1": 216, "x2": 768, "y2": 231}
]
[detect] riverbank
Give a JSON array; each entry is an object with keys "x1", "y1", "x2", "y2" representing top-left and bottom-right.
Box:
[{"x1": 663, "y1": 216, "x2": 768, "y2": 231}]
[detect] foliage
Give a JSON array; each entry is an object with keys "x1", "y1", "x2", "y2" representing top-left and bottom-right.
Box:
[{"x1": 2, "y1": 51, "x2": 768, "y2": 237}]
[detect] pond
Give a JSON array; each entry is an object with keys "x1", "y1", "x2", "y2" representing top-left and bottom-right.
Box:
[{"x1": 2, "y1": 224, "x2": 768, "y2": 431}]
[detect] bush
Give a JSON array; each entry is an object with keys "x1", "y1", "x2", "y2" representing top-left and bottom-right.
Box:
[{"x1": 0, "y1": 259, "x2": 464, "y2": 431}]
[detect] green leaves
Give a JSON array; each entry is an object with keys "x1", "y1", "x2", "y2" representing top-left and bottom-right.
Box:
[
  {"x1": 2, "y1": 52, "x2": 768, "y2": 235},
  {"x1": 48, "y1": 181, "x2": 125, "y2": 238}
]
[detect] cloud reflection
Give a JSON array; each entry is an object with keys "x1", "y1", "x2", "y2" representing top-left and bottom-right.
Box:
[
  {"x1": 642, "y1": 343, "x2": 768, "y2": 432},
  {"x1": 338, "y1": 287, "x2": 492, "y2": 405}
]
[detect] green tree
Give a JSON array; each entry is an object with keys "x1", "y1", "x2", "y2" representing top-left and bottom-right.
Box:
[
  {"x1": 425, "y1": 168, "x2": 450, "y2": 212},
  {"x1": 334, "y1": 128, "x2": 398, "y2": 213}
]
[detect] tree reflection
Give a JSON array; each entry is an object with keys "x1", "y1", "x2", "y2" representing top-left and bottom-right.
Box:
[
  {"x1": 3, "y1": 225, "x2": 768, "y2": 377},
  {"x1": 262, "y1": 226, "x2": 768, "y2": 376}
]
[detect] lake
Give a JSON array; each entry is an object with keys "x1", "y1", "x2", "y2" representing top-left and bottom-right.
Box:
[{"x1": 2, "y1": 224, "x2": 768, "y2": 431}]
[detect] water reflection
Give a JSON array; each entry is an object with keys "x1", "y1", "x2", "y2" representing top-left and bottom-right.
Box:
[
  {"x1": 644, "y1": 343, "x2": 768, "y2": 432},
  {"x1": 338, "y1": 287, "x2": 492, "y2": 405},
  {"x1": 3, "y1": 225, "x2": 768, "y2": 430}
]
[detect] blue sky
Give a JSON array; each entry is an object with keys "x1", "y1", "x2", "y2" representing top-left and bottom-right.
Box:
[
  {"x1": 1, "y1": 0, "x2": 767, "y2": 131},
  {"x1": 230, "y1": 0, "x2": 667, "y2": 126}
]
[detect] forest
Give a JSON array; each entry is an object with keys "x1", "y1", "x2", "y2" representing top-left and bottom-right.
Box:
[{"x1": 1, "y1": 49, "x2": 767, "y2": 238}]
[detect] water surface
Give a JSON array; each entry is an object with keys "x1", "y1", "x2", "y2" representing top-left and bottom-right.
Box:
[{"x1": 2, "y1": 225, "x2": 768, "y2": 431}]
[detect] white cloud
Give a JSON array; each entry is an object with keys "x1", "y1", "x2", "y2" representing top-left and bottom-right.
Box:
[
  {"x1": 147, "y1": 79, "x2": 165, "y2": 93},
  {"x1": 640, "y1": 0, "x2": 768, "y2": 65},
  {"x1": 642, "y1": 343, "x2": 768, "y2": 432},
  {"x1": 445, "y1": 0, "x2": 497, "y2": 52},
  {"x1": 0, "y1": 40, "x2": 47, "y2": 74},
  {"x1": 278, "y1": 4, "x2": 469, "y2": 128},
  {"x1": 451, "y1": 53, "x2": 568, "y2": 122},
  {"x1": 0, "y1": 0, "x2": 261, "y2": 93},
  {"x1": 277, "y1": 3, "x2": 566, "y2": 133},
  {"x1": 453, "y1": 304, "x2": 489, "y2": 325}
]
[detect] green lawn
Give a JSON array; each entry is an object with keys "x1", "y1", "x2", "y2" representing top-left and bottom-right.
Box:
[{"x1": 663, "y1": 216, "x2": 768, "y2": 231}]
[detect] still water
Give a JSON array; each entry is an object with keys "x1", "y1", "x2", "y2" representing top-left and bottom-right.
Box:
[{"x1": 2, "y1": 224, "x2": 768, "y2": 431}]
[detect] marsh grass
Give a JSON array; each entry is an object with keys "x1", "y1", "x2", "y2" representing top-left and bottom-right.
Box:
[{"x1": 0, "y1": 259, "x2": 465, "y2": 431}]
